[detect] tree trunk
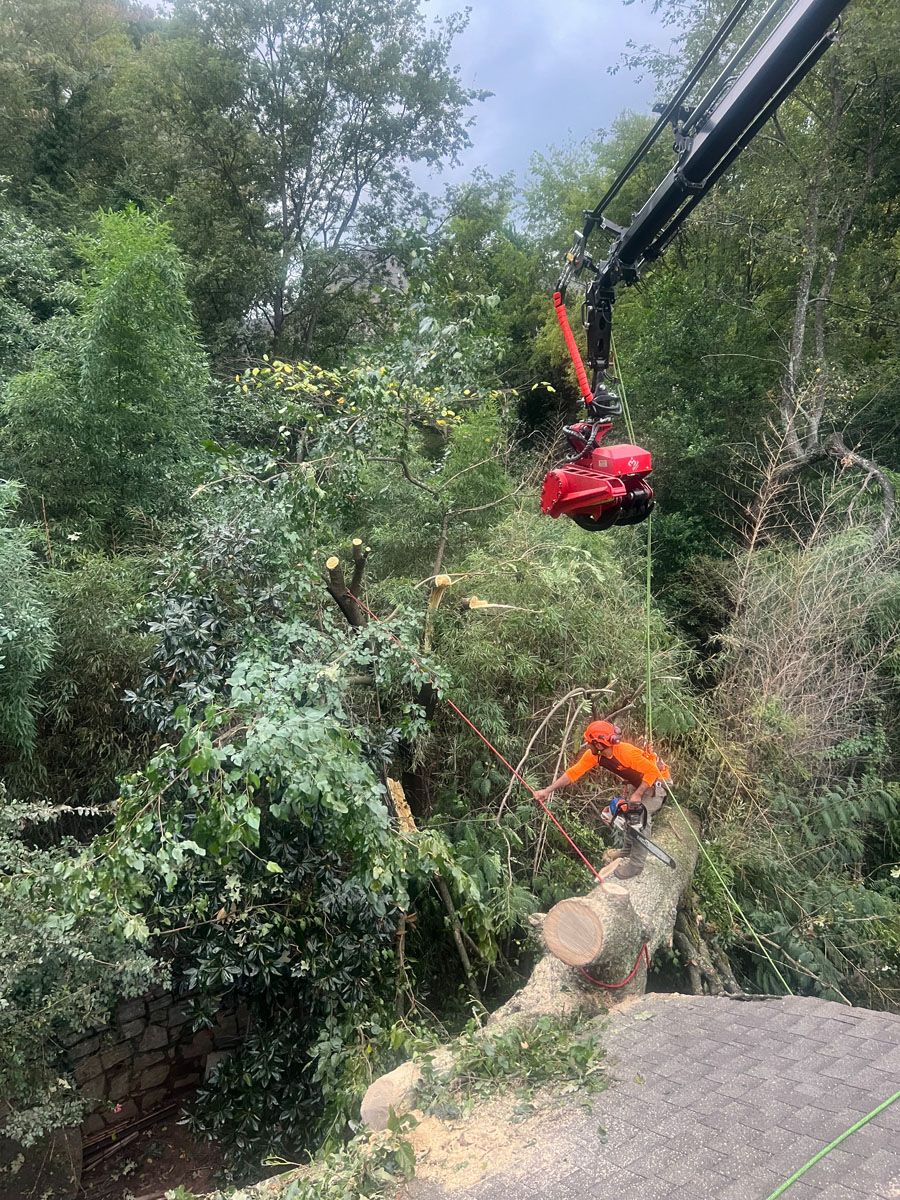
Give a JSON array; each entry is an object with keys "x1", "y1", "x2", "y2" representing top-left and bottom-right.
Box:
[
  {"x1": 360, "y1": 805, "x2": 701, "y2": 1129},
  {"x1": 493, "y1": 804, "x2": 699, "y2": 1021}
]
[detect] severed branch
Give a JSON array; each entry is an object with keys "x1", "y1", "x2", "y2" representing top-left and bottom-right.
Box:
[
  {"x1": 325, "y1": 540, "x2": 370, "y2": 627},
  {"x1": 433, "y1": 874, "x2": 483, "y2": 1005},
  {"x1": 460, "y1": 597, "x2": 539, "y2": 613},
  {"x1": 824, "y1": 432, "x2": 895, "y2": 551},
  {"x1": 350, "y1": 537, "x2": 371, "y2": 594}
]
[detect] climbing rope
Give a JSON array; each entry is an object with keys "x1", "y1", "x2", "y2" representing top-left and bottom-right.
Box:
[
  {"x1": 344, "y1": 592, "x2": 654, "y2": 989},
  {"x1": 612, "y1": 337, "x2": 793, "y2": 996}
]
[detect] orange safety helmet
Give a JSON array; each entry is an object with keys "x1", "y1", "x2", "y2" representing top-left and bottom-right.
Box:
[{"x1": 584, "y1": 720, "x2": 621, "y2": 750}]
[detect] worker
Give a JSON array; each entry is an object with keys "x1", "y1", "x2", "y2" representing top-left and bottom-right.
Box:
[{"x1": 533, "y1": 720, "x2": 670, "y2": 879}]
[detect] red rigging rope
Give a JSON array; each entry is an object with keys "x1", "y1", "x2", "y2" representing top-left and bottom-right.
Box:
[
  {"x1": 345, "y1": 589, "x2": 603, "y2": 882},
  {"x1": 580, "y1": 943, "x2": 649, "y2": 989},
  {"x1": 344, "y1": 589, "x2": 659, "y2": 990}
]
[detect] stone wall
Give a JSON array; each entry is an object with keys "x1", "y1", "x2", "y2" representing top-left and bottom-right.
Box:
[{"x1": 67, "y1": 986, "x2": 242, "y2": 1138}]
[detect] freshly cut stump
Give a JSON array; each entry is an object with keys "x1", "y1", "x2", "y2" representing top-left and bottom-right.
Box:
[{"x1": 543, "y1": 898, "x2": 604, "y2": 966}]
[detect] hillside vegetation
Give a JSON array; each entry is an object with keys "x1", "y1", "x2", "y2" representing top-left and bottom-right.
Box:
[{"x1": 0, "y1": 0, "x2": 899, "y2": 1187}]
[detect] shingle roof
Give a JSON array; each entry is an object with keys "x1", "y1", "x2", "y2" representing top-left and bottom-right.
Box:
[{"x1": 406, "y1": 991, "x2": 900, "y2": 1200}]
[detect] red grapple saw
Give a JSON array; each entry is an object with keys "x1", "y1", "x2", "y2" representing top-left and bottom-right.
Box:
[
  {"x1": 541, "y1": 419, "x2": 653, "y2": 533},
  {"x1": 543, "y1": 289, "x2": 654, "y2": 532}
]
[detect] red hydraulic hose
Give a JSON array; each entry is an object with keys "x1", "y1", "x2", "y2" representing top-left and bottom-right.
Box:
[{"x1": 553, "y1": 291, "x2": 593, "y2": 404}]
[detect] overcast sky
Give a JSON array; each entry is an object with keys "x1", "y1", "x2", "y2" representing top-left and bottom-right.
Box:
[{"x1": 423, "y1": 0, "x2": 675, "y2": 182}]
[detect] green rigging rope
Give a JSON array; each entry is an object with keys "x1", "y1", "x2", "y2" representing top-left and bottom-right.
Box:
[
  {"x1": 764, "y1": 1088, "x2": 900, "y2": 1198},
  {"x1": 645, "y1": 510, "x2": 653, "y2": 746},
  {"x1": 611, "y1": 336, "x2": 793, "y2": 997},
  {"x1": 610, "y1": 330, "x2": 635, "y2": 445},
  {"x1": 663, "y1": 784, "x2": 792, "y2": 994}
]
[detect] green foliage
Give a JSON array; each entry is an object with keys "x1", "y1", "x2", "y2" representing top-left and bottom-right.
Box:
[
  {"x1": 0, "y1": 0, "x2": 899, "y2": 1176},
  {"x1": 33, "y1": 553, "x2": 152, "y2": 806},
  {"x1": 276, "y1": 1113, "x2": 419, "y2": 1200},
  {"x1": 416, "y1": 1013, "x2": 607, "y2": 1118},
  {"x1": 0, "y1": 0, "x2": 139, "y2": 222},
  {"x1": 692, "y1": 842, "x2": 737, "y2": 937},
  {"x1": 0, "y1": 482, "x2": 54, "y2": 756},
  {"x1": 2, "y1": 206, "x2": 209, "y2": 543},
  {"x1": 0, "y1": 792, "x2": 155, "y2": 1146},
  {"x1": 424, "y1": 508, "x2": 693, "y2": 796},
  {"x1": 0, "y1": 190, "x2": 60, "y2": 373}
]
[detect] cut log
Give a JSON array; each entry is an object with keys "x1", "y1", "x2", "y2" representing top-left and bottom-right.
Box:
[
  {"x1": 492, "y1": 803, "x2": 699, "y2": 1021},
  {"x1": 542, "y1": 898, "x2": 604, "y2": 966},
  {"x1": 360, "y1": 804, "x2": 701, "y2": 1130}
]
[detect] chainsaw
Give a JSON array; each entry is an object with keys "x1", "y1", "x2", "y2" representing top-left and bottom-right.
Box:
[{"x1": 600, "y1": 796, "x2": 676, "y2": 870}]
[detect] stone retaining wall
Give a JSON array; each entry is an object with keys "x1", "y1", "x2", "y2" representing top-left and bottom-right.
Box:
[{"x1": 67, "y1": 987, "x2": 242, "y2": 1137}]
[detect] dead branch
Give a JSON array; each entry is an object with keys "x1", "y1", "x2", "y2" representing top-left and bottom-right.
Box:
[
  {"x1": 434, "y1": 873, "x2": 483, "y2": 1005},
  {"x1": 495, "y1": 686, "x2": 613, "y2": 821}
]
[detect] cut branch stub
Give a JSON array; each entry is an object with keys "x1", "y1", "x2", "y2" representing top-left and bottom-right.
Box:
[
  {"x1": 542, "y1": 898, "x2": 604, "y2": 966},
  {"x1": 325, "y1": 549, "x2": 368, "y2": 627},
  {"x1": 350, "y1": 538, "x2": 371, "y2": 594},
  {"x1": 424, "y1": 573, "x2": 453, "y2": 652},
  {"x1": 428, "y1": 574, "x2": 453, "y2": 609}
]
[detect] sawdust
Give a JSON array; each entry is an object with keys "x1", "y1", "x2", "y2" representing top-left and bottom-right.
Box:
[{"x1": 405, "y1": 1086, "x2": 569, "y2": 1191}]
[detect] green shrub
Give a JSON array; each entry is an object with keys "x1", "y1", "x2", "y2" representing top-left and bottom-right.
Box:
[{"x1": 0, "y1": 794, "x2": 155, "y2": 1146}]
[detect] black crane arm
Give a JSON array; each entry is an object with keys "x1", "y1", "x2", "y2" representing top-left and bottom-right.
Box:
[{"x1": 562, "y1": 0, "x2": 853, "y2": 418}]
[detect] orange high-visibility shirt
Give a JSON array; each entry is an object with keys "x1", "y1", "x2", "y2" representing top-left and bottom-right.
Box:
[{"x1": 564, "y1": 741, "x2": 669, "y2": 789}]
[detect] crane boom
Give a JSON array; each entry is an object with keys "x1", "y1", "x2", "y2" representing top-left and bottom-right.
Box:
[
  {"x1": 574, "y1": 0, "x2": 853, "y2": 407},
  {"x1": 542, "y1": 0, "x2": 854, "y2": 532}
]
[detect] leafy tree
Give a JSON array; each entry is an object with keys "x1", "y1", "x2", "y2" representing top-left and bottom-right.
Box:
[
  {"x1": 66, "y1": 456, "x2": 511, "y2": 1164},
  {"x1": 119, "y1": 0, "x2": 480, "y2": 357},
  {"x1": 406, "y1": 174, "x2": 551, "y2": 394},
  {"x1": 0, "y1": 191, "x2": 61, "y2": 374},
  {"x1": 0, "y1": 483, "x2": 54, "y2": 758},
  {"x1": 2, "y1": 206, "x2": 210, "y2": 543},
  {"x1": 0, "y1": 0, "x2": 141, "y2": 223}
]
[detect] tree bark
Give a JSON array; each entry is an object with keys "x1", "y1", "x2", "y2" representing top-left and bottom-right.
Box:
[
  {"x1": 325, "y1": 545, "x2": 369, "y2": 627},
  {"x1": 494, "y1": 804, "x2": 699, "y2": 1021}
]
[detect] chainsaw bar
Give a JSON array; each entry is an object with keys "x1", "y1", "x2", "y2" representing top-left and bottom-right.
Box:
[
  {"x1": 631, "y1": 827, "x2": 677, "y2": 870},
  {"x1": 607, "y1": 812, "x2": 677, "y2": 870}
]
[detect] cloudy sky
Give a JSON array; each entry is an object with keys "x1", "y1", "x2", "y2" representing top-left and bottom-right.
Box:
[{"x1": 424, "y1": 0, "x2": 675, "y2": 181}]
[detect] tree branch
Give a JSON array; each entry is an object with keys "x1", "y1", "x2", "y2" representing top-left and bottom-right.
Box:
[{"x1": 370, "y1": 456, "x2": 440, "y2": 500}]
